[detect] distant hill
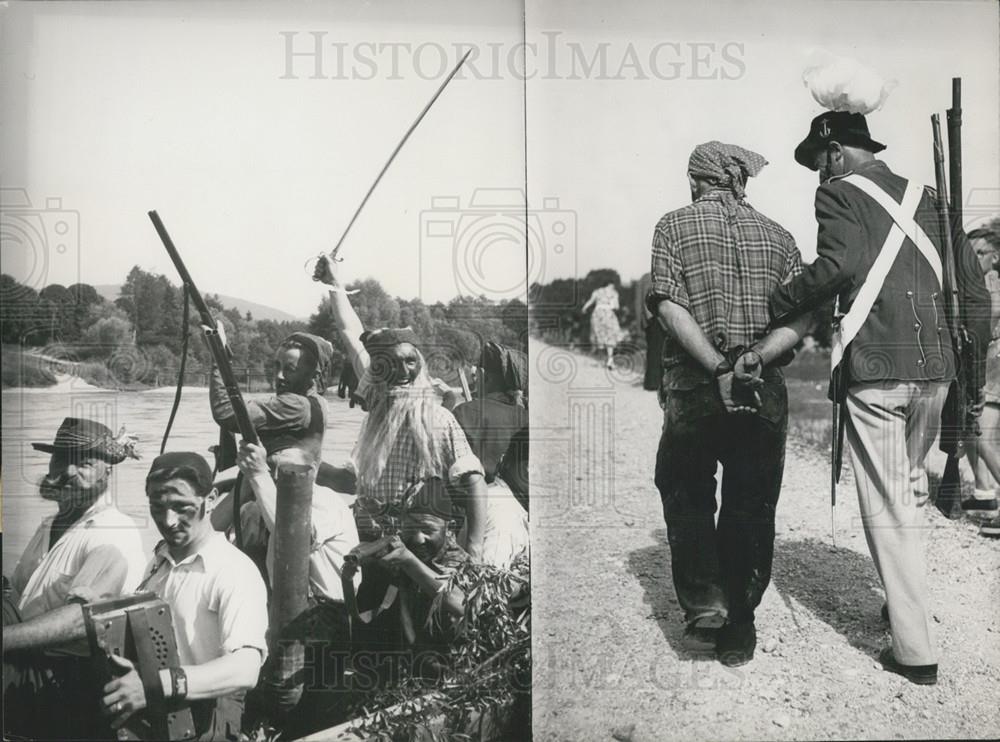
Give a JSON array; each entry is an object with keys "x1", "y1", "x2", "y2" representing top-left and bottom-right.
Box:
[{"x1": 93, "y1": 285, "x2": 305, "y2": 323}]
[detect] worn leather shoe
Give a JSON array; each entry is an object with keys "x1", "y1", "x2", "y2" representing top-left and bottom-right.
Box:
[
  {"x1": 683, "y1": 613, "x2": 725, "y2": 651},
  {"x1": 877, "y1": 647, "x2": 937, "y2": 685},
  {"x1": 716, "y1": 621, "x2": 756, "y2": 667}
]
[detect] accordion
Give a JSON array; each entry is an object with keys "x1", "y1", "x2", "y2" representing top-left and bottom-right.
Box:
[{"x1": 83, "y1": 592, "x2": 196, "y2": 741}]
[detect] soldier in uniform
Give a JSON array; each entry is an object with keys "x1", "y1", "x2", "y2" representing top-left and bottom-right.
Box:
[{"x1": 758, "y1": 110, "x2": 991, "y2": 684}]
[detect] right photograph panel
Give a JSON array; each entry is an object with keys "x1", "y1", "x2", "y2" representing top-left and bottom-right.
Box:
[{"x1": 526, "y1": 1, "x2": 1000, "y2": 739}]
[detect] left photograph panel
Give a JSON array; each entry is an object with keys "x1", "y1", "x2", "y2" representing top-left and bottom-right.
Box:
[{"x1": 1, "y1": 2, "x2": 530, "y2": 740}]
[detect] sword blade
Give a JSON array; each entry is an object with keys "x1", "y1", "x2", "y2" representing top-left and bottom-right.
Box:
[{"x1": 329, "y1": 48, "x2": 473, "y2": 260}]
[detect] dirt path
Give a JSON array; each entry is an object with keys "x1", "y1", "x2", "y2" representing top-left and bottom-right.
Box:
[{"x1": 530, "y1": 339, "x2": 999, "y2": 741}]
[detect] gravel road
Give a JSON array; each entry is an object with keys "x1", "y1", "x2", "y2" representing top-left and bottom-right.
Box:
[{"x1": 530, "y1": 339, "x2": 999, "y2": 741}]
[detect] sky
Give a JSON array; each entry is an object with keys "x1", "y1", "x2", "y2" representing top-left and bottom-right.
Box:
[
  {"x1": 1, "y1": 0, "x2": 527, "y2": 317},
  {"x1": 2, "y1": 0, "x2": 998, "y2": 318},
  {"x1": 526, "y1": 0, "x2": 1000, "y2": 289}
]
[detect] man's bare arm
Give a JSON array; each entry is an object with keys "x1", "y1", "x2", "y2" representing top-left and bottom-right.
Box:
[
  {"x1": 656, "y1": 299, "x2": 724, "y2": 372},
  {"x1": 753, "y1": 314, "x2": 814, "y2": 365},
  {"x1": 3, "y1": 603, "x2": 87, "y2": 652}
]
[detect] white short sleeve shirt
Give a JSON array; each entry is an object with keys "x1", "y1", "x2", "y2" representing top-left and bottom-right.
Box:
[{"x1": 139, "y1": 532, "x2": 268, "y2": 667}]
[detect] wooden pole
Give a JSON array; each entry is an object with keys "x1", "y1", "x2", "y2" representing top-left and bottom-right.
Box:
[{"x1": 260, "y1": 461, "x2": 314, "y2": 715}]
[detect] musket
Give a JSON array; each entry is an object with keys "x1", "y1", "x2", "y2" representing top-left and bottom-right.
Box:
[
  {"x1": 148, "y1": 211, "x2": 260, "y2": 447},
  {"x1": 947, "y1": 78, "x2": 963, "y2": 228},
  {"x1": 931, "y1": 114, "x2": 974, "y2": 519},
  {"x1": 314, "y1": 48, "x2": 472, "y2": 266}
]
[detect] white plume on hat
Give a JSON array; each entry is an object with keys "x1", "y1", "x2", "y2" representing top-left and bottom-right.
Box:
[{"x1": 802, "y1": 49, "x2": 896, "y2": 115}]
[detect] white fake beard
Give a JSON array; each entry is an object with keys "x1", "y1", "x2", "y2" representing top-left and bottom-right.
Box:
[
  {"x1": 353, "y1": 369, "x2": 445, "y2": 493},
  {"x1": 802, "y1": 49, "x2": 896, "y2": 114}
]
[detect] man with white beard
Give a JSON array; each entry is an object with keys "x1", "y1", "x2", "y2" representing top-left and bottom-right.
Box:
[{"x1": 312, "y1": 256, "x2": 488, "y2": 562}]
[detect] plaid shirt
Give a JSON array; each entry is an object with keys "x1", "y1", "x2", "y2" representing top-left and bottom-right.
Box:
[
  {"x1": 354, "y1": 404, "x2": 484, "y2": 537},
  {"x1": 648, "y1": 190, "x2": 802, "y2": 390}
]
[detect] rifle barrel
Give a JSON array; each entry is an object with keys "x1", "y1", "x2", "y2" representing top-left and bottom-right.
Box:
[
  {"x1": 147, "y1": 211, "x2": 260, "y2": 445},
  {"x1": 947, "y1": 78, "x2": 963, "y2": 224}
]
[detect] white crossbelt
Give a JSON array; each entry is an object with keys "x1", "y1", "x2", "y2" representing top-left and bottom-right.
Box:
[{"x1": 830, "y1": 175, "x2": 943, "y2": 372}]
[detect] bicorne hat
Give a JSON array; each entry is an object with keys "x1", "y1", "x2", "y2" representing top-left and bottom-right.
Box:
[{"x1": 794, "y1": 111, "x2": 886, "y2": 170}]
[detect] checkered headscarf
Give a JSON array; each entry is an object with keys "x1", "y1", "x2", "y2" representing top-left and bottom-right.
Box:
[{"x1": 688, "y1": 141, "x2": 768, "y2": 217}]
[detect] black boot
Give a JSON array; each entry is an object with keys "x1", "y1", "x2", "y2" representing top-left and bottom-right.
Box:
[{"x1": 716, "y1": 620, "x2": 756, "y2": 667}]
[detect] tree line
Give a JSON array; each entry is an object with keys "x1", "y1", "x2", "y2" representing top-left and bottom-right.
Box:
[{"x1": 1, "y1": 268, "x2": 527, "y2": 389}]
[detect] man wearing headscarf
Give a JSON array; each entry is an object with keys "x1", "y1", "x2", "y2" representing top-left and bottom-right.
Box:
[{"x1": 647, "y1": 141, "x2": 810, "y2": 667}]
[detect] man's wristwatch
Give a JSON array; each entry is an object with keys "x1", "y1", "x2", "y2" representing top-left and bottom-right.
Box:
[{"x1": 160, "y1": 666, "x2": 189, "y2": 702}]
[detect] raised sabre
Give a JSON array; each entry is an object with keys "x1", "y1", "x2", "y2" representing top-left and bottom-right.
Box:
[{"x1": 312, "y1": 48, "x2": 473, "y2": 269}]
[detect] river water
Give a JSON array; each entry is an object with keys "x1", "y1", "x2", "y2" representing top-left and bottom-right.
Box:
[{"x1": 1, "y1": 378, "x2": 365, "y2": 571}]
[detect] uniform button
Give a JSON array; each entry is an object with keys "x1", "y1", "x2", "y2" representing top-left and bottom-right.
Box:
[
  {"x1": 931, "y1": 291, "x2": 939, "y2": 299},
  {"x1": 906, "y1": 291, "x2": 914, "y2": 297},
  {"x1": 917, "y1": 360, "x2": 926, "y2": 367},
  {"x1": 914, "y1": 322, "x2": 922, "y2": 331}
]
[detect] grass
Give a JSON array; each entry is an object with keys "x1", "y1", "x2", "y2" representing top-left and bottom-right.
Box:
[
  {"x1": 1, "y1": 346, "x2": 57, "y2": 388},
  {"x1": 784, "y1": 350, "x2": 834, "y2": 453}
]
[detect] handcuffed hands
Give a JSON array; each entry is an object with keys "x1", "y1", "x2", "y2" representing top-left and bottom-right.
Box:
[
  {"x1": 716, "y1": 347, "x2": 764, "y2": 414},
  {"x1": 717, "y1": 372, "x2": 757, "y2": 414},
  {"x1": 101, "y1": 654, "x2": 146, "y2": 730}
]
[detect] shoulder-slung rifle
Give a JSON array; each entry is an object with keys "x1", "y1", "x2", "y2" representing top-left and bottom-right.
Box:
[{"x1": 932, "y1": 104, "x2": 979, "y2": 518}]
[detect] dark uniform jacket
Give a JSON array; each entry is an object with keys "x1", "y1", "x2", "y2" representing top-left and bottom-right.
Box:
[{"x1": 770, "y1": 159, "x2": 990, "y2": 388}]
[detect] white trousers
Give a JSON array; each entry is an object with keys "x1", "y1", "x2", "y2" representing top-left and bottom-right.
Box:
[{"x1": 845, "y1": 379, "x2": 950, "y2": 665}]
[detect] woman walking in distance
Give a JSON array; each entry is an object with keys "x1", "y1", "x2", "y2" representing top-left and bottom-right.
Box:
[{"x1": 583, "y1": 281, "x2": 627, "y2": 369}]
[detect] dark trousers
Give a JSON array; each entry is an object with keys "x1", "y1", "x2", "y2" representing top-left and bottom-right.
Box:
[{"x1": 654, "y1": 377, "x2": 787, "y2": 625}]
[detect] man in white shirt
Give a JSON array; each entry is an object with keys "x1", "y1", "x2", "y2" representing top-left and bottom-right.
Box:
[
  {"x1": 100, "y1": 451, "x2": 269, "y2": 740},
  {"x1": 3, "y1": 417, "x2": 146, "y2": 740}
]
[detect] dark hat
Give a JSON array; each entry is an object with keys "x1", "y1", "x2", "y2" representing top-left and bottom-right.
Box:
[
  {"x1": 402, "y1": 477, "x2": 453, "y2": 521},
  {"x1": 32, "y1": 417, "x2": 139, "y2": 464},
  {"x1": 282, "y1": 331, "x2": 335, "y2": 390},
  {"x1": 361, "y1": 327, "x2": 421, "y2": 353},
  {"x1": 146, "y1": 451, "x2": 214, "y2": 496},
  {"x1": 794, "y1": 111, "x2": 886, "y2": 170}
]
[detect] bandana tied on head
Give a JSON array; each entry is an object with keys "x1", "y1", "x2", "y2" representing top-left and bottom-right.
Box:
[
  {"x1": 687, "y1": 141, "x2": 768, "y2": 218},
  {"x1": 402, "y1": 477, "x2": 453, "y2": 521},
  {"x1": 284, "y1": 332, "x2": 335, "y2": 391}
]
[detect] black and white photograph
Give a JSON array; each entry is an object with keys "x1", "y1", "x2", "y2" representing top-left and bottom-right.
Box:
[
  {"x1": 2, "y1": 0, "x2": 999, "y2": 741},
  {"x1": 528, "y1": 0, "x2": 998, "y2": 740},
  {"x1": 2, "y1": 2, "x2": 529, "y2": 740}
]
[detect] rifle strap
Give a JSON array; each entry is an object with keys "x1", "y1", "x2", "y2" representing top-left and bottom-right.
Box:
[{"x1": 830, "y1": 177, "x2": 940, "y2": 373}]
